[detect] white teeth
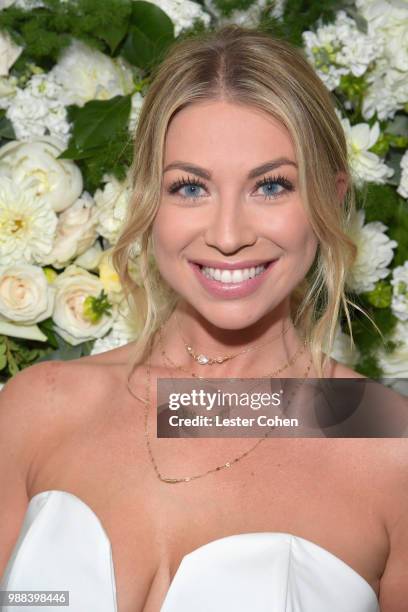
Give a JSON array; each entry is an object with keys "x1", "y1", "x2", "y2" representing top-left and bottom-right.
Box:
[{"x1": 201, "y1": 264, "x2": 267, "y2": 283}]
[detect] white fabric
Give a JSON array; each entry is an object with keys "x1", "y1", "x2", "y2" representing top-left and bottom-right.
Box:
[{"x1": 1, "y1": 490, "x2": 380, "y2": 611}]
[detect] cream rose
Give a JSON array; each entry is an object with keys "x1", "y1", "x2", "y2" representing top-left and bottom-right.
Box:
[
  {"x1": 52, "y1": 264, "x2": 117, "y2": 345},
  {"x1": 0, "y1": 136, "x2": 83, "y2": 212},
  {"x1": 0, "y1": 263, "x2": 55, "y2": 341},
  {"x1": 74, "y1": 241, "x2": 104, "y2": 271},
  {"x1": 42, "y1": 192, "x2": 99, "y2": 269}
]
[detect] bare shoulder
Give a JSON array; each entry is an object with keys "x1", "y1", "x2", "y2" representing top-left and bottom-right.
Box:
[
  {"x1": 327, "y1": 358, "x2": 367, "y2": 379},
  {"x1": 0, "y1": 344, "x2": 133, "y2": 457}
]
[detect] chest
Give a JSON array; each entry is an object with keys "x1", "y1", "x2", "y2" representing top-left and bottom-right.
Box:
[{"x1": 28, "y1": 410, "x2": 389, "y2": 612}]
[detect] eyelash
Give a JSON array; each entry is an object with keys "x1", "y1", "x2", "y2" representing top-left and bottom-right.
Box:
[{"x1": 167, "y1": 174, "x2": 294, "y2": 202}]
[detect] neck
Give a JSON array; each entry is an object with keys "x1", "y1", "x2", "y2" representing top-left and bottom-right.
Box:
[{"x1": 155, "y1": 299, "x2": 308, "y2": 378}]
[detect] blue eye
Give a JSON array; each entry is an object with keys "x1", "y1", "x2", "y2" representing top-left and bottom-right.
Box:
[
  {"x1": 167, "y1": 173, "x2": 294, "y2": 202},
  {"x1": 168, "y1": 176, "x2": 207, "y2": 200},
  {"x1": 254, "y1": 175, "x2": 294, "y2": 200}
]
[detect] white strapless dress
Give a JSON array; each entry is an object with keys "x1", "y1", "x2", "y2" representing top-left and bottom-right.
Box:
[{"x1": 0, "y1": 490, "x2": 380, "y2": 612}]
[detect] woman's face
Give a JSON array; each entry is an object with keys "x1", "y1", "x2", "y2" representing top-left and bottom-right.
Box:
[{"x1": 152, "y1": 100, "x2": 319, "y2": 330}]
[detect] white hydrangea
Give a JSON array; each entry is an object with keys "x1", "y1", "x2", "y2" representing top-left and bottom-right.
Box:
[
  {"x1": 339, "y1": 115, "x2": 394, "y2": 187},
  {"x1": 146, "y1": 0, "x2": 211, "y2": 36},
  {"x1": 94, "y1": 175, "x2": 132, "y2": 245},
  {"x1": 2, "y1": 0, "x2": 45, "y2": 7},
  {"x1": 204, "y1": 0, "x2": 284, "y2": 28},
  {"x1": 377, "y1": 320, "x2": 408, "y2": 378},
  {"x1": 90, "y1": 299, "x2": 141, "y2": 355},
  {"x1": 345, "y1": 209, "x2": 398, "y2": 293},
  {"x1": 6, "y1": 73, "x2": 72, "y2": 144},
  {"x1": 390, "y1": 260, "x2": 408, "y2": 322},
  {"x1": 0, "y1": 176, "x2": 58, "y2": 266},
  {"x1": 362, "y1": 59, "x2": 408, "y2": 120},
  {"x1": 356, "y1": 0, "x2": 408, "y2": 72},
  {"x1": 302, "y1": 10, "x2": 379, "y2": 91},
  {"x1": 129, "y1": 91, "x2": 144, "y2": 134},
  {"x1": 49, "y1": 39, "x2": 134, "y2": 107},
  {"x1": 397, "y1": 149, "x2": 408, "y2": 199}
]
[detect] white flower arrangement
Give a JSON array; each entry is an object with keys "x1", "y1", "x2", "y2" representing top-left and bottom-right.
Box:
[{"x1": 0, "y1": 0, "x2": 406, "y2": 381}]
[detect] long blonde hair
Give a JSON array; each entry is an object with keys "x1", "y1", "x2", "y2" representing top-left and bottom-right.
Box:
[{"x1": 112, "y1": 24, "x2": 373, "y2": 378}]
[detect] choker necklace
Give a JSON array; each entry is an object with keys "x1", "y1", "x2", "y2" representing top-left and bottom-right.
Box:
[
  {"x1": 158, "y1": 325, "x2": 307, "y2": 379},
  {"x1": 126, "y1": 333, "x2": 313, "y2": 484},
  {"x1": 174, "y1": 310, "x2": 291, "y2": 366}
]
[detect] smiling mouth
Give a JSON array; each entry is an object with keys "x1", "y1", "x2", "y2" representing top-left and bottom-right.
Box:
[{"x1": 195, "y1": 260, "x2": 276, "y2": 283}]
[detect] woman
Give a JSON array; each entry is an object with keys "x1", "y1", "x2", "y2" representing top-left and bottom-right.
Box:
[{"x1": 1, "y1": 24, "x2": 407, "y2": 612}]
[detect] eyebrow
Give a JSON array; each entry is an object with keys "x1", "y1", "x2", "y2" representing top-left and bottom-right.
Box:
[{"x1": 163, "y1": 157, "x2": 298, "y2": 180}]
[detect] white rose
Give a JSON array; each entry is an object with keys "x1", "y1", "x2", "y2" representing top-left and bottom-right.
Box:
[
  {"x1": 94, "y1": 174, "x2": 131, "y2": 245},
  {"x1": 74, "y1": 241, "x2": 104, "y2": 271},
  {"x1": 0, "y1": 136, "x2": 83, "y2": 212},
  {"x1": 0, "y1": 263, "x2": 55, "y2": 341},
  {"x1": 50, "y1": 39, "x2": 134, "y2": 107},
  {"x1": 52, "y1": 264, "x2": 117, "y2": 345},
  {"x1": 0, "y1": 30, "x2": 23, "y2": 76},
  {"x1": 42, "y1": 192, "x2": 99, "y2": 269}
]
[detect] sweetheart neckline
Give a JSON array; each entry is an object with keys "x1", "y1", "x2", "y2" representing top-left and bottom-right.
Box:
[{"x1": 27, "y1": 488, "x2": 379, "y2": 604}]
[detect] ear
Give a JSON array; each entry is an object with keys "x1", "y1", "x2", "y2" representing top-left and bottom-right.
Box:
[{"x1": 335, "y1": 171, "x2": 349, "y2": 205}]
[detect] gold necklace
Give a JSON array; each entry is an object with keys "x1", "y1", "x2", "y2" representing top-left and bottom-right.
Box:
[
  {"x1": 175, "y1": 310, "x2": 292, "y2": 366},
  {"x1": 126, "y1": 335, "x2": 313, "y2": 484},
  {"x1": 158, "y1": 325, "x2": 307, "y2": 379}
]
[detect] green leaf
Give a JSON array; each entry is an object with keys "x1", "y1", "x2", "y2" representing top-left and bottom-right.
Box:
[
  {"x1": 58, "y1": 143, "x2": 101, "y2": 160},
  {"x1": 62, "y1": 95, "x2": 131, "y2": 155},
  {"x1": 121, "y1": 0, "x2": 174, "y2": 69},
  {"x1": 98, "y1": 21, "x2": 129, "y2": 54},
  {"x1": 0, "y1": 112, "x2": 16, "y2": 140}
]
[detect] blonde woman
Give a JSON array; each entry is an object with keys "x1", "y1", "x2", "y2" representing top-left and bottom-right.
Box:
[{"x1": 1, "y1": 24, "x2": 407, "y2": 612}]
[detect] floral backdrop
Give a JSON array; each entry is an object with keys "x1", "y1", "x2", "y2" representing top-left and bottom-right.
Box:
[{"x1": 0, "y1": 0, "x2": 407, "y2": 391}]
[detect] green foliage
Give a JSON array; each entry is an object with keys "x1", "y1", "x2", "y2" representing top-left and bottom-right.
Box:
[
  {"x1": 0, "y1": 0, "x2": 133, "y2": 66},
  {"x1": 356, "y1": 184, "x2": 408, "y2": 267},
  {"x1": 365, "y1": 280, "x2": 392, "y2": 309},
  {"x1": 60, "y1": 96, "x2": 133, "y2": 191},
  {"x1": 211, "y1": 0, "x2": 257, "y2": 17},
  {"x1": 259, "y1": 0, "x2": 348, "y2": 46},
  {"x1": 122, "y1": 0, "x2": 175, "y2": 70},
  {"x1": 0, "y1": 110, "x2": 16, "y2": 142},
  {"x1": 0, "y1": 334, "x2": 53, "y2": 377}
]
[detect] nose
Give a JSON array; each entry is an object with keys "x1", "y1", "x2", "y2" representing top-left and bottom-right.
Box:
[{"x1": 203, "y1": 195, "x2": 257, "y2": 254}]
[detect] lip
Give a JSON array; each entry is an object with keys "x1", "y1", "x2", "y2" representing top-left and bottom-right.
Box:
[
  {"x1": 189, "y1": 258, "x2": 275, "y2": 270},
  {"x1": 189, "y1": 259, "x2": 278, "y2": 299}
]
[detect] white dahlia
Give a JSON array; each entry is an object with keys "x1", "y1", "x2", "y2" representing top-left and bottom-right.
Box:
[
  {"x1": 377, "y1": 320, "x2": 408, "y2": 378},
  {"x1": 0, "y1": 177, "x2": 57, "y2": 266},
  {"x1": 339, "y1": 116, "x2": 394, "y2": 187},
  {"x1": 345, "y1": 209, "x2": 398, "y2": 293}
]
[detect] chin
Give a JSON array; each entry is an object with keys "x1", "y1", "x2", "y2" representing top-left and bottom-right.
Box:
[{"x1": 188, "y1": 301, "x2": 270, "y2": 332}]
